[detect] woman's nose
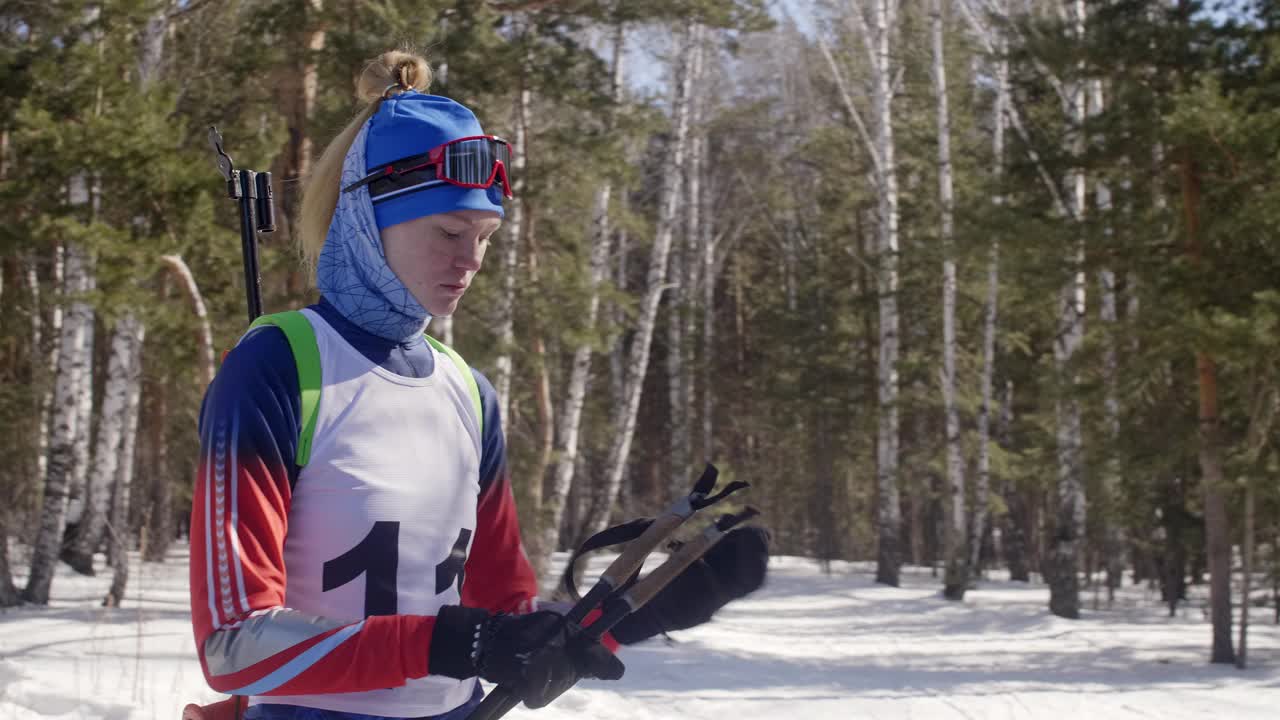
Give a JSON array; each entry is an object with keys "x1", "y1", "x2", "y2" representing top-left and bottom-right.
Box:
[{"x1": 453, "y1": 237, "x2": 484, "y2": 271}]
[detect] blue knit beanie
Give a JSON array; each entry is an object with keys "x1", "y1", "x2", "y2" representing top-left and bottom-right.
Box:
[{"x1": 366, "y1": 92, "x2": 506, "y2": 229}]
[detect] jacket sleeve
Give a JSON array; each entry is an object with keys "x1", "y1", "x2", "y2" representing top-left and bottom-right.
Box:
[
  {"x1": 190, "y1": 327, "x2": 449, "y2": 696},
  {"x1": 460, "y1": 369, "x2": 540, "y2": 615}
]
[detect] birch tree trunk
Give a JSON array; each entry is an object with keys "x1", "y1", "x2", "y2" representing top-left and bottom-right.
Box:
[
  {"x1": 0, "y1": 513, "x2": 16, "y2": 606},
  {"x1": 103, "y1": 314, "x2": 145, "y2": 606},
  {"x1": 492, "y1": 24, "x2": 532, "y2": 431},
  {"x1": 537, "y1": 22, "x2": 626, "y2": 578},
  {"x1": 24, "y1": 242, "x2": 93, "y2": 604},
  {"x1": 870, "y1": 0, "x2": 903, "y2": 588},
  {"x1": 31, "y1": 246, "x2": 63, "y2": 484},
  {"x1": 1098, "y1": 265, "x2": 1123, "y2": 600},
  {"x1": 667, "y1": 34, "x2": 705, "y2": 501},
  {"x1": 972, "y1": 26, "x2": 1007, "y2": 581},
  {"x1": 588, "y1": 23, "x2": 700, "y2": 538},
  {"x1": 107, "y1": 328, "x2": 144, "y2": 570},
  {"x1": 66, "y1": 313, "x2": 145, "y2": 574},
  {"x1": 66, "y1": 258, "x2": 96, "y2": 532},
  {"x1": 933, "y1": 0, "x2": 967, "y2": 601},
  {"x1": 1046, "y1": 0, "x2": 1089, "y2": 620}
]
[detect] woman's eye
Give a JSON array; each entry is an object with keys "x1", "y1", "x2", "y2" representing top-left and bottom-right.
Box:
[{"x1": 441, "y1": 230, "x2": 462, "y2": 241}]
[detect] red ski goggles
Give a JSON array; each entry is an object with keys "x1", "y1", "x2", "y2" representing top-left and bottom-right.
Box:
[{"x1": 343, "y1": 135, "x2": 514, "y2": 200}]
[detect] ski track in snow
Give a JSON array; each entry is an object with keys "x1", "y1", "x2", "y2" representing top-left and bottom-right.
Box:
[{"x1": 1, "y1": 546, "x2": 1278, "y2": 720}]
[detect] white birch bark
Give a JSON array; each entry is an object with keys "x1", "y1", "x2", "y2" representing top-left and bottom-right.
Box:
[
  {"x1": 934, "y1": 0, "x2": 967, "y2": 600},
  {"x1": 68, "y1": 312, "x2": 146, "y2": 573},
  {"x1": 65, "y1": 248, "x2": 96, "y2": 528},
  {"x1": 972, "y1": 22, "x2": 1007, "y2": 580},
  {"x1": 29, "y1": 247, "x2": 62, "y2": 483},
  {"x1": 667, "y1": 34, "x2": 705, "y2": 500},
  {"x1": 110, "y1": 326, "x2": 144, "y2": 568},
  {"x1": 538, "y1": 22, "x2": 626, "y2": 577},
  {"x1": 1047, "y1": 0, "x2": 1089, "y2": 619},
  {"x1": 869, "y1": 0, "x2": 903, "y2": 587},
  {"x1": 589, "y1": 23, "x2": 700, "y2": 537},
  {"x1": 104, "y1": 314, "x2": 145, "y2": 605},
  {"x1": 24, "y1": 243, "x2": 93, "y2": 604},
  {"x1": 492, "y1": 23, "x2": 532, "y2": 432},
  {"x1": 666, "y1": 226, "x2": 688, "y2": 499},
  {"x1": 1098, "y1": 265, "x2": 1122, "y2": 596}
]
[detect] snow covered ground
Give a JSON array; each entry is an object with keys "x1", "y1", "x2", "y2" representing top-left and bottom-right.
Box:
[{"x1": 2, "y1": 546, "x2": 1278, "y2": 720}]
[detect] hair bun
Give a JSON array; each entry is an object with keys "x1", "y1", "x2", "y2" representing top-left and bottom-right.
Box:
[{"x1": 355, "y1": 50, "x2": 432, "y2": 103}]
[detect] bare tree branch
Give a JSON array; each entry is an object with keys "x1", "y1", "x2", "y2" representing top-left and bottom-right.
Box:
[
  {"x1": 954, "y1": 0, "x2": 1077, "y2": 221},
  {"x1": 843, "y1": 0, "x2": 880, "y2": 74},
  {"x1": 817, "y1": 37, "x2": 883, "y2": 176}
]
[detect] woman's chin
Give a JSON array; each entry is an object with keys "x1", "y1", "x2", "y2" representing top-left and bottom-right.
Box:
[{"x1": 425, "y1": 296, "x2": 463, "y2": 318}]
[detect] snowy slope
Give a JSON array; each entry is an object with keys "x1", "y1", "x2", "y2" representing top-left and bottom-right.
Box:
[{"x1": 1, "y1": 547, "x2": 1278, "y2": 720}]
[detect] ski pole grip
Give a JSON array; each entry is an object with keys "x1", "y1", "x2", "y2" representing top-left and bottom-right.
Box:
[
  {"x1": 620, "y1": 506, "x2": 760, "y2": 612},
  {"x1": 598, "y1": 512, "x2": 684, "y2": 587}
]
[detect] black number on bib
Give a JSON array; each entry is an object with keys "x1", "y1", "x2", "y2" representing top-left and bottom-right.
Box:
[
  {"x1": 435, "y1": 527, "x2": 473, "y2": 594},
  {"x1": 323, "y1": 521, "x2": 400, "y2": 616}
]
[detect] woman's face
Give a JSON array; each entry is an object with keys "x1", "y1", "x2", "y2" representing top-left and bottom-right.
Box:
[{"x1": 380, "y1": 209, "x2": 502, "y2": 317}]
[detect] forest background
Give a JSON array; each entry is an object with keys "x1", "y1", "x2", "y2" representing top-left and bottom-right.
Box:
[{"x1": 1, "y1": 0, "x2": 1278, "y2": 669}]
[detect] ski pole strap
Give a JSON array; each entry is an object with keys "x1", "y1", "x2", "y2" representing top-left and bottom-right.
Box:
[
  {"x1": 465, "y1": 506, "x2": 763, "y2": 720},
  {"x1": 560, "y1": 465, "x2": 749, "y2": 604},
  {"x1": 560, "y1": 517, "x2": 652, "y2": 603}
]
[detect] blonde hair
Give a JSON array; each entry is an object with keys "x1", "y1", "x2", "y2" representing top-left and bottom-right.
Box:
[{"x1": 297, "y1": 49, "x2": 433, "y2": 274}]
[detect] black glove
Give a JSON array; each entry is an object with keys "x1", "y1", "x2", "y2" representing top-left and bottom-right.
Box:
[
  {"x1": 610, "y1": 526, "x2": 771, "y2": 644},
  {"x1": 430, "y1": 606, "x2": 624, "y2": 709}
]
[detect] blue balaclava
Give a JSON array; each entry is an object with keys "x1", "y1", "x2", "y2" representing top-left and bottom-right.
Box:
[{"x1": 316, "y1": 92, "x2": 506, "y2": 342}]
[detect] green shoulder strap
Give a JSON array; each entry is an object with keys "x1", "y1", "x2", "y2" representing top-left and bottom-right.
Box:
[
  {"x1": 425, "y1": 334, "x2": 484, "y2": 436},
  {"x1": 249, "y1": 311, "x2": 322, "y2": 467},
  {"x1": 242, "y1": 313, "x2": 482, "y2": 465}
]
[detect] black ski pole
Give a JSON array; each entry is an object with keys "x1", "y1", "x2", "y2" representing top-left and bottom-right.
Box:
[
  {"x1": 466, "y1": 506, "x2": 761, "y2": 720},
  {"x1": 207, "y1": 126, "x2": 275, "y2": 322},
  {"x1": 465, "y1": 464, "x2": 734, "y2": 720}
]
